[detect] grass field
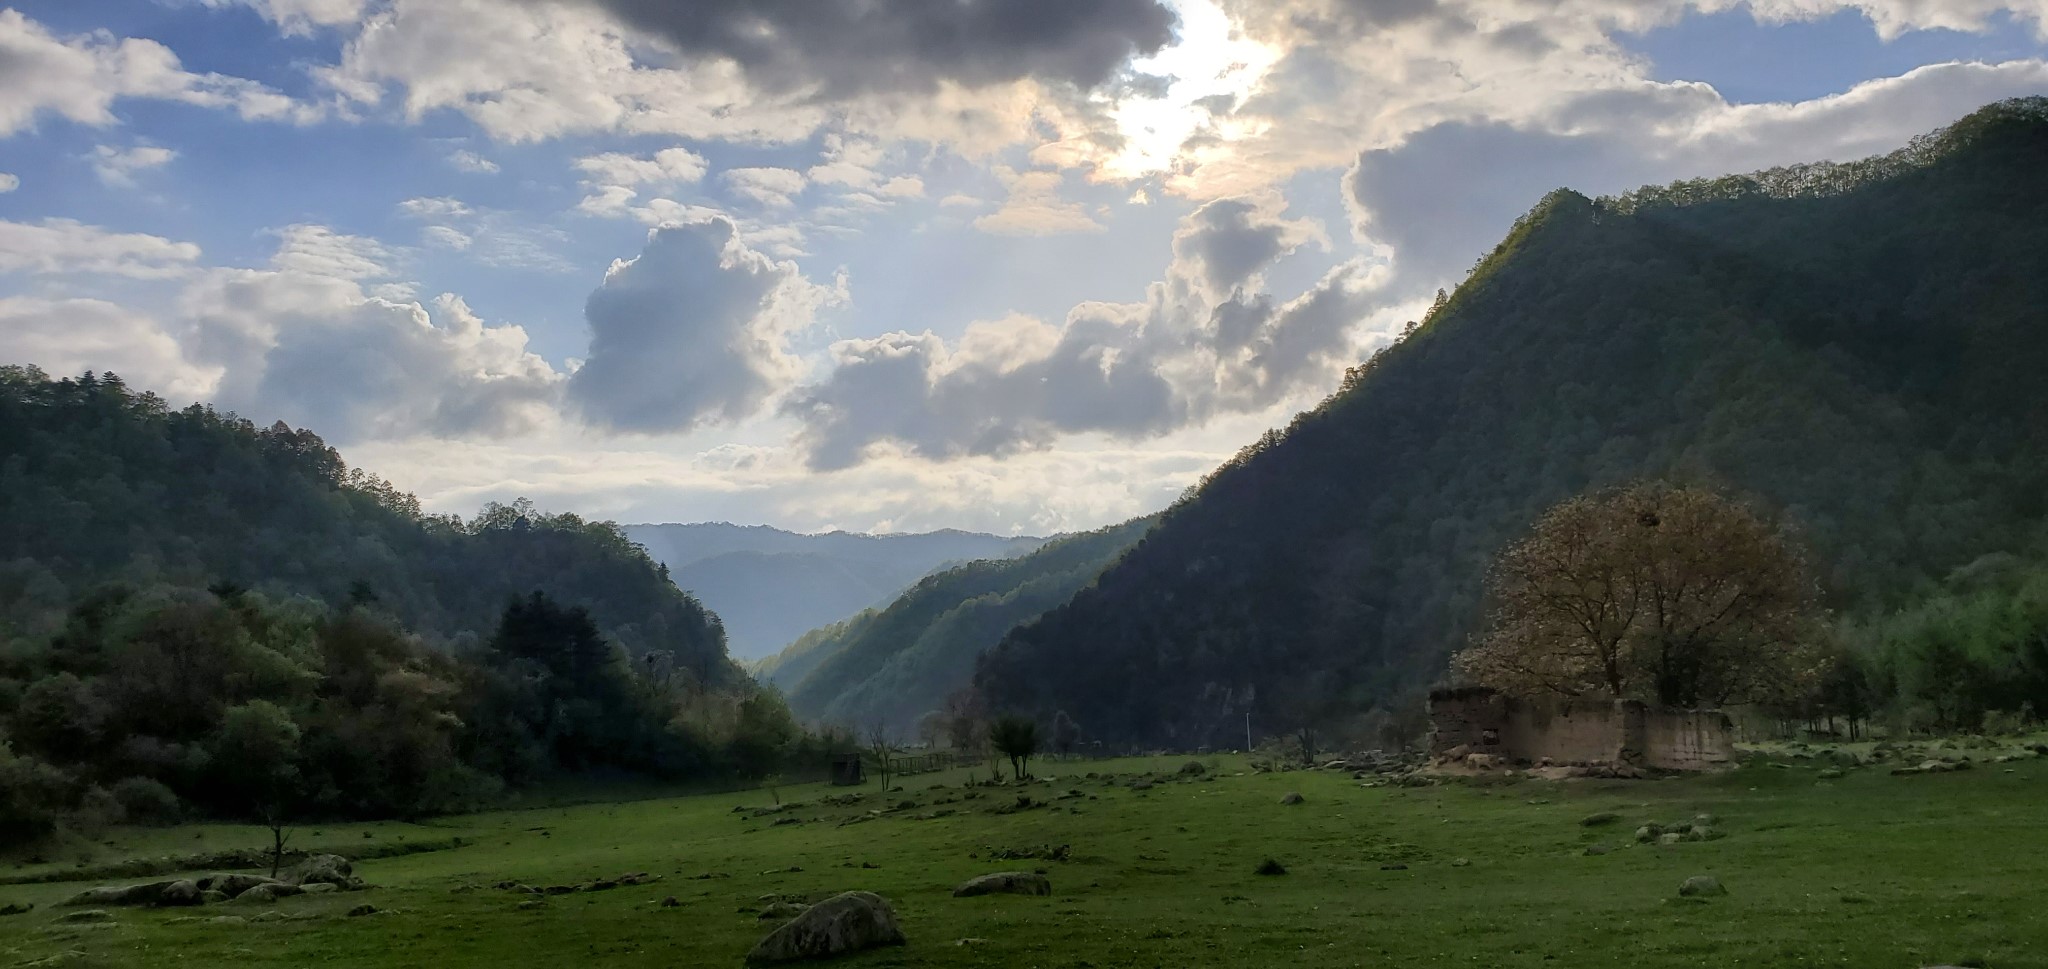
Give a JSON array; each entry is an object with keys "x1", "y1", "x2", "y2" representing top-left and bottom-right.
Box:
[{"x1": 4, "y1": 750, "x2": 2046, "y2": 968}]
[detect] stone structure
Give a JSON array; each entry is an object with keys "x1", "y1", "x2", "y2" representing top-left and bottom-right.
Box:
[
  {"x1": 1427, "y1": 686, "x2": 1735, "y2": 771},
  {"x1": 829, "y1": 752, "x2": 865, "y2": 786}
]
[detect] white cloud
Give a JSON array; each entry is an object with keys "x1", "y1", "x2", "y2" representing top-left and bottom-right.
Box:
[
  {"x1": 574, "y1": 147, "x2": 708, "y2": 188},
  {"x1": 90, "y1": 144, "x2": 177, "y2": 187},
  {"x1": 790, "y1": 192, "x2": 1367, "y2": 468},
  {"x1": 421, "y1": 225, "x2": 474, "y2": 250},
  {"x1": 0, "y1": 173, "x2": 18, "y2": 193},
  {"x1": 722, "y1": 167, "x2": 808, "y2": 208},
  {"x1": 202, "y1": 0, "x2": 371, "y2": 35},
  {"x1": 568, "y1": 217, "x2": 841, "y2": 432},
  {"x1": 397, "y1": 196, "x2": 472, "y2": 219},
  {"x1": 877, "y1": 175, "x2": 926, "y2": 199},
  {"x1": 973, "y1": 167, "x2": 1105, "y2": 236},
  {"x1": 269, "y1": 224, "x2": 399, "y2": 280},
  {"x1": 448, "y1": 149, "x2": 499, "y2": 174},
  {"x1": 0, "y1": 296, "x2": 218, "y2": 397},
  {"x1": 0, "y1": 9, "x2": 313, "y2": 137},
  {"x1": 0, "y1": 218, "x2": 203, "y2": 279}
]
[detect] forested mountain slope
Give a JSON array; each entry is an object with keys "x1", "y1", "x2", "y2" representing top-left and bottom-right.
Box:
[
  {"x1": 0, "y1": 368, "x2": 738, "y2": 684},
  {"x1": 625, "y1": 522, "x2": 1044, "y2": 659},
  {"x1": 978, "y1": 99, "x2": 2048, "y2": 747},
  {"x1": 763, "y1": 517, "x2": 1153, "y2": 734}
]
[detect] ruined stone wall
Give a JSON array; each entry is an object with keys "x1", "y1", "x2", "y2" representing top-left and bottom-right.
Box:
[
  {"x1": 1428, "y1": 688, "x2": 1735, "y2": 771},
  {"x1": 1640, "y1": 709, "x2": 1737, "y2": 770}
]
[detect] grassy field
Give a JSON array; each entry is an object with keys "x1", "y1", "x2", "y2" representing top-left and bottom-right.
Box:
[{"x1": 3, "y1": 750, "x2": 2046, "y2": 968}]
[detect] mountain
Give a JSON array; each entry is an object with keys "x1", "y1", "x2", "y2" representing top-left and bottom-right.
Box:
[
  {"x1": 0, "y1": 367, "x2": 738, "y2": 685},
  {"x1": 760, "y1": 516, "x2": 1154, "y2": 734},
  {"x1": 625, "y1": 522, "x2": 1045, "y2": 659},
  {"x1": 977, "y1": 98, "x2": 2048, "y2": 748}
]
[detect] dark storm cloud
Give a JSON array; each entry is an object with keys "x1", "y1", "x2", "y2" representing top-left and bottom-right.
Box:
[{"x1": 541, "y1": 0, "x2": 1179, "y2": 96}]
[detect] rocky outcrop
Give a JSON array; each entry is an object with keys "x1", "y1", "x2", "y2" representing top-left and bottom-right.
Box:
[{"x1": 745, "y1": 891, "x2": 905, "y2": 964}]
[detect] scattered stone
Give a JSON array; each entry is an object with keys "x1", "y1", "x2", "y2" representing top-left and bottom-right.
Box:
[
  {"x1": 517, "y1": 900, "x2": 546, "y2": 911},
  {"x1": 953, "y1": 872, "x2": 1052, "y2": 898},
  {"x1": 209, "y1": 916, "x2": 248, "y2": 926},
  {"x1": 0, "y1": 902, "x2": 33, "y2": 917},
  {"x1": 1450, "y1": 858, "x2": 1471, "y2": 868},
  {"x1": 198, "y1": 874, "x2": 283, "y2": 898},
  {"x1": 1678, "y1": 875, "x2": 1726, "y2": 898},
  {"x1": 1280, "y1": 792, "x2": 1305, "y2": 806},
  {"x1": 1254, "y1": 859, "x2": 1288, "y2": 876},
  {"x1": 300, "y1": 883, "x2": 338, "y2": 895},
  {"x1": 1584, "y1": 844, "x2": 1613, "y2": 856},
  {"x1": 232, "y1": 883, "x2": 305, "y2": 904},
  {"x1": 1818, "y1": 768, "x2": 1845, "y2": 780},
  {"x1": 345, "y1": 904, "x2": 382, "y2": 918},
  {"x1": 759, "y1": 902, "x2": 812, "y2": 920},
  {"x1": 286, "y1": 853, "x2": 358, "y2": 889},
  {"x1": 55, "y1": 910, "x2": 115, "y2": 924},
  {"x1": 1179, "y1": 761, "x2": 1207, "y2": 776},
  {"x1": 1580, "y1": 812, "x2": 1621, "y2": 827},
  {"x1": 955, "y1": 938, "x2": 990, "y2": 947},
  {"x1": 744, "y1": 890, "x2": 905, "y2": 964},
  {"x1": 660, "y1": 896, "x2": 681, "y2": 908},
  {"x1": 60, "y1": 881, "x2": 189, "y2": 908},
  {"x1": 1658, "y1": 833, "x2": 1684, "y2": 846},
  {"x1": 1379, "y1": 863, "x2": 1409, "y2": 871},
  {"x1": 1130, "y1": 780, "x2": 1154, "y2": 791},
  {"x1": 200, "y1": 890, "x2": 229, "y2": 904}
]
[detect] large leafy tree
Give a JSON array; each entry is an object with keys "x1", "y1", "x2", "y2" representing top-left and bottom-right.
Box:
[{"x1": 1454, "y1": 483, "x2": 1826, "y2": 708}]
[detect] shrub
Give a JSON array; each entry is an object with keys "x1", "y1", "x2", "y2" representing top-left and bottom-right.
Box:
[{"x1": 110, "y1": 776, "x2": 183, "y2": 826}]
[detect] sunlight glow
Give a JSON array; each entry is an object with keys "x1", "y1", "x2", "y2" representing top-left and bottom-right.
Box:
[{"x1": 1100, "y1": 0, "x2": 1281, "y2": 182}]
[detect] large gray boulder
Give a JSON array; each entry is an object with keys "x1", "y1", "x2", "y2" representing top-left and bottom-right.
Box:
[
  {"x1": 952, "y1": 872, "x2": 1052, "y2": 898},
  {"x1": 198, "y1": 873, "x2": 284, "y2": 898},
  {"x1": 745, "y1": 891, "x2": 905, "y2": 964},
  {"x1": 231, "y1": 883, "x2": 305, "y2": 904},
  {"x1": 157, "y1": 880, "x2": 203, "y2": 907},
  {"x1": 61, "y1": 881, "x2": 191, "y2": 908},
  {"x1": 286, "y1": 854, "x2": 356, "y2": 888}
]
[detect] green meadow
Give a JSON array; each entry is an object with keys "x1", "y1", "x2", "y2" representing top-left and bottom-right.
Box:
[{"x1": 5, "y1": 752, "x2": 2046, "y2": 969}]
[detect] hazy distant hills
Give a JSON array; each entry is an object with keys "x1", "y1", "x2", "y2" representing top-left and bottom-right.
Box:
[
  {"x1": 978, "y1": 98, "x2": 2048, "y2": 747},
  {"x1": 624, "y1": 523, "x2": 1045, "y2": 659},
  {"x1": 758, "y1": 516, "x2": 1154, "y2": 733}
]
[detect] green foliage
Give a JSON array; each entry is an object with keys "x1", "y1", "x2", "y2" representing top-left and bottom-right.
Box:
[
  {"x1": 0, "y1": 367, "x2": 735, "y2": 684},
  {"x1": 989, "y1": 715, "x2": 1039, "y2": 779},
  {"x1": 764, "y1": 517, "x2": 1152, "y2": 734},
  {"x1": 980, "y1": 98, "x2": 2048, "y2": 746}
]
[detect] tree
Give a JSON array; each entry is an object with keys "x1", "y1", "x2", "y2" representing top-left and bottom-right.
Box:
[
  {"x1": 1050, "y1": 710, "x2": 1081, "y2": 757},
  {"x1": 864, "y1": 721, "x2": 898, "y2": 792},
  {"x1": 1455, "y1": 483, "x2": 1825, "y2": 708},
  {"x1": 989, "y1": 716, "x2": 1039, "y2": 781},
  {"x1": 212, "y1": 700, "x2": 302, "y2": 876}
]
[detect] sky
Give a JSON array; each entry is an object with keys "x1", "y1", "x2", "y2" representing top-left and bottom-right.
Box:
[{"x1": 2, "y1": 1, "x2": 2046, "y2": 535}]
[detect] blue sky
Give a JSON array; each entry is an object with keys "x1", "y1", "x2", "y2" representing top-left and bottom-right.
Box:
[{"x1": 3, "y1": 0, "x2": 2046, "y2": 533}]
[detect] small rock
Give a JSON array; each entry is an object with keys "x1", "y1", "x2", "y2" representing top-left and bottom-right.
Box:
[
  {"x1": 1677, "y1": 875, "x2": 1726, "y2": 898},
  {"x1": 1449, "y1": 858, "x2": 1470, "y2": 868},
  {"x1": 56, "y1": 910, "x2": 115, "y2": 925},
  {"x1": 953, "y1": 872, "x2": 1052, "y2": 898},
  {"x1": 1254, "y1": 859, "x2": 1288, "y2": 876},
  {"x1": 660, "y1": 896, "x2": 681, "y2": 908},
  {"x1": 1584, "y1": 844, "x2": 1613, "y2": 856},
  {"x1": 517, "y1": 900, "x2": 546, "y2": 911},
  {"x1": 209, "y1": 915, "x2": 249, "y2": 926},
  {"x1": 759, "y1": 902, "x2": 812, "y2": 920},
  {"x1": 1179, "y1": 761, "x2": 1207, "y2": 776},
  {"x1": 1658, "y1": 833, "x2": 1683, "y2": 846},
  {"x1": 1580, "y1": 812, "x2": 1621, "y2": 827},
  {"x1": 300, "y1": 883, "x2": 338, "y2": 895},
  {"x1": 0, "y1": 902, "x2": 33, "y2": 917},
  {"x1": 345, "y1": 904, "x2": 381, "y2": 918},
  {"x1": 1279, "y1": 792, "x2": 1305, "y2": 805}
]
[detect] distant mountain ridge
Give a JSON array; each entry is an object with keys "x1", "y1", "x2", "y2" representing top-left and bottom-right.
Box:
[
  {"x1": 625, "y1": 522, "x2": 1046, "y2": 660},
  {"x1": 760, "y1": 516, "x2": 1155, "y2": 733}
]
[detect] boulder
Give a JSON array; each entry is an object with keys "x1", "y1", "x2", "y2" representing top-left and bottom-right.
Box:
[
  {"x1": 198, "y1": 873, "x2": 283, "y2": 898},
  {"x1": 286, "y1": 853, "x2": 355, "y2": 888},
  {"x1": 157, "y1": 880, "x2": 204, "y2": 907},
  {"x1": 231, "y1": 883, "x2": 305, "y2": 904},
  {"x1": 952, "y1": 872, "x2": 1052, "y2": 898},
  {"x1": 744, "y1": 891, "x2": 905, "y2": 964},
  {"x1": 61, "y1": 881, "x2": 186, "y2": 908},
  {"x1": 1677, "y1": 875, "x2": 1726, "y2": 898},
  {"x1": 1280, "y1": 792, "x2": 1305, "y2": 805},
  {"x1": 200, "y1": 891, "x2": 230, "y2": 904}
]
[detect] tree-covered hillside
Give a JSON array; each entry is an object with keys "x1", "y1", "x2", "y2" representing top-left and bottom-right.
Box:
[
  {"x1": 0, "y1": 366, "x2": 737, "y2": 685},
  {"x1": 978, "y1": 98, "x2": 2048, "y2": 747},
  {"x1": 763, "y1": 517, "x2": 1153, "y2": 735}
]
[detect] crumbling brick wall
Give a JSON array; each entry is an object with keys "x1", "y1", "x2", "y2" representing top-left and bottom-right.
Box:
[{"x1": 1427, "y1": 687, "x2": 1734, "y2": 771}]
